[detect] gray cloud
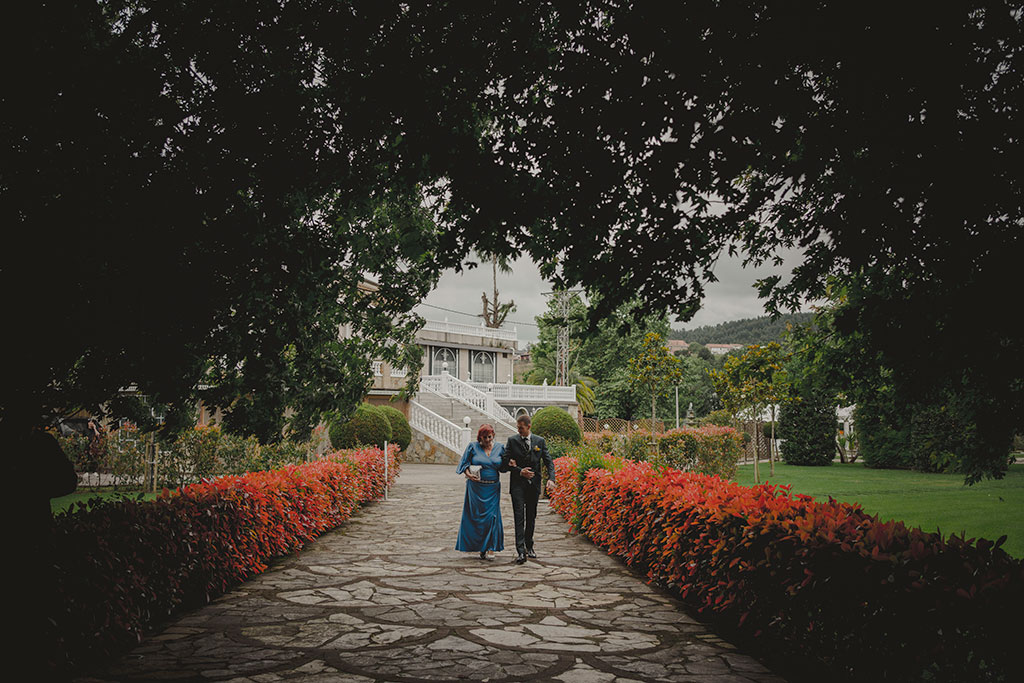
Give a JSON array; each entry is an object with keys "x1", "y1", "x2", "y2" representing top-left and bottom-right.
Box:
[
  {"x1": 414, "y1": 257, "x2": 551, "y2": 344},
  {"x1": 680, "y1": 246, "x2": 812, "y2": 330},
  {"x1": 417, "y1": 248, "x2": 813, "y2": 345}
]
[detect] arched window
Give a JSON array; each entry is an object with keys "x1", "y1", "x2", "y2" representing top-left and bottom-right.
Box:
[
  {"x1": 431, "y1": 347, "x2": 458, "y2": 376},
  {"x1": 470, "y1": 350, "x2": 495, "y2": 384}
]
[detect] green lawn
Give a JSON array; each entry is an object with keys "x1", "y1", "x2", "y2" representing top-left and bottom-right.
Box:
[
  {"x1": 733, "y1": 461, "x2": 1024, "y2": 558},
  {"x1": 51, "y1": 489, "x2": 158, "y2": 514}
]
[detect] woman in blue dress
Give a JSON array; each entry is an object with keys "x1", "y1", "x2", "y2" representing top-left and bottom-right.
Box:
[{"x1": 455, "y1": 424, "x2": 505, "y2": 560}]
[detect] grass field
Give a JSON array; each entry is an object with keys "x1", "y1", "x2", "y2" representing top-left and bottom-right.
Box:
[
  {"x1": 51, "y1": 489, "x2": 158, "y2": 514},
  {"x1": 734, "y1": 461, "x2": 1024, "y2": 558}
]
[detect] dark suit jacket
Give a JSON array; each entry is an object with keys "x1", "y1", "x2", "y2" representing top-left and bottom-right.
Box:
[{"x1": 500, "y1": 432, "x2": 555, "y2": 493}]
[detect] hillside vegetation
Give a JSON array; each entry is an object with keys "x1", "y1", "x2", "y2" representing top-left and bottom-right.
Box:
[{"x1": 671, "y1": 312, "x2": 814, "y2": 345}]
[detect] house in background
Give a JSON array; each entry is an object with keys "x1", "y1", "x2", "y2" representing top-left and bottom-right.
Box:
[
  {"x1": 666, "y1": 339, "x2": 689, "y2": 355},
  {"x1": 361, "y1": 318, "x2": 578, "y2": 464},
  {"x1": 346, "y1": 281, "x2": 578, "y2": 463},
  {"x1": 706, "y1": 343, "x2": 745, "y2": 356}
]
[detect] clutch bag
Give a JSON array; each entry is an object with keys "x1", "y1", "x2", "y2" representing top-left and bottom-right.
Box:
[{"x1": 468, "y1": 465, "x2": 482, "y2": 477}]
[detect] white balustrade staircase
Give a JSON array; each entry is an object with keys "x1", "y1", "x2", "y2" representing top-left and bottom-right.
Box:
[{"x1": 409, "y1": 372, "x2": 519, "y2": 462}]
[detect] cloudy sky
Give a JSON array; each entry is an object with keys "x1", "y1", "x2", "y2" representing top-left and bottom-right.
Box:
[{"x1": 414, "y1": 247, "x2": 810, "y2": 345}]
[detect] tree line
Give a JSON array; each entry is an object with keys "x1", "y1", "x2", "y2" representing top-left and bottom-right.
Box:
[{"x1": 670, "y1": 313, "x2": 815, "y2": 346}]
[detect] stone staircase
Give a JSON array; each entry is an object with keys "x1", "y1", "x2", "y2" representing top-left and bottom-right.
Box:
[
  {"x1": 405, "y1": 377, "x2": 519, "y2": 464},
  {"x1": 415, "y1": 391, "x2": 518, "y2": 443}
]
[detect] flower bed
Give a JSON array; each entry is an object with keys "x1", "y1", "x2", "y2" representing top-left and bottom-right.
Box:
[
  {"x1": 50, "y1": 446, "x2": 399, "y2": 673},
  {"x1": 550, "y1": 456, "x2": 1023, "y2": 681}
]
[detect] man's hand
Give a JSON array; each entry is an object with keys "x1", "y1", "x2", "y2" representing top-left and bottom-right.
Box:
[
  {"x1": 520, "y1": 467, "x2": 534, "y2": 480},
  {"x1": 546, "y1": 480, "x2": 557, "y2": 492}
]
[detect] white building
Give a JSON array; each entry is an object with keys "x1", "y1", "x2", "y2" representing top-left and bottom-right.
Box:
[
  {"x1": 363, "y1": 318, "x2": 578, "y2": 464},
  {"x1": 346, "y1": 280, "x2": 578, "y2": 463},
  {"x1": 706, "y1": 343, "x2": 745, "y2": 356}
]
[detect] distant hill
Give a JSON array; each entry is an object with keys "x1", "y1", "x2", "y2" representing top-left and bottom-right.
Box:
[{"x1": 670, "y1": 312, "x2": 814, "y2": 345}]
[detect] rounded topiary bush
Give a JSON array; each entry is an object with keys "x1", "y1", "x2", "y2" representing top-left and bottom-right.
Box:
[
  {"x1": 777, "y1": 391, "x2": 836, "y2": 466},
  {"x1": 376, "y1": 404, "x2": 412, "y2": 451},
  {"x1": 329, "y1": 403, "x2": 393, "y2": 449},
  {"x1": 530, "y1": 406, "x2": 582, "y2": 445}
]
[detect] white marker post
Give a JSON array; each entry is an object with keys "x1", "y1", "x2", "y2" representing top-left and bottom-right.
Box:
[{"x1": 383, "y1": 440, "x2": 389, "y2": 501}]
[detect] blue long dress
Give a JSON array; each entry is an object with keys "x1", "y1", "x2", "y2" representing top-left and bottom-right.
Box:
[{"x1": 455, "y1": 441, "x2": 505, "y2": 552}]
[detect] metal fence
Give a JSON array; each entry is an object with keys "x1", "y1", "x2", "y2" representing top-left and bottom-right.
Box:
[{"x1": 581, "y1": 416, "x2": 666, "y2": 434}]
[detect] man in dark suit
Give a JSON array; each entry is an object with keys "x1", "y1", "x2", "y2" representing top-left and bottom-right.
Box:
[{"x1": 500, "y1": 413, "x2": 556, "y2": 564}]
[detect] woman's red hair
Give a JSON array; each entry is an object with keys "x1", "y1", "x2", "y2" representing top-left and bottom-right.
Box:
[{"x1": 477, "y1": 423, "x2": 495, "y2": 442}]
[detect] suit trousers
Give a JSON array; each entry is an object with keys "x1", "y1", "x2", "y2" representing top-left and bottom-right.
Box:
[{"x1": 509, "y1": 484, "x2": 540, "y2": 555}]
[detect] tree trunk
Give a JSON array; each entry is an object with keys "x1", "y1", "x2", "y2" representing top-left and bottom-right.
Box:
[
  {"x1": 751, "y1": 420, "x2": 760, "y2": 483},
  {"x1": 651, "y1": 392, "x2": 658, "y2": 456},
  {"x1": 770, "y1": 408, "x2": 778, "y2": 473},
  {"x1": 492, "y1": 255, "x2": 499, "y2": 314}
]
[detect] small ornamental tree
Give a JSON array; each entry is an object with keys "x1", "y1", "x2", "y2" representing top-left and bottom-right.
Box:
[
  {"x1": 628, "y1": 333, "x2": 684, "y2": 449},
  {"x1": 329, "y1": 404, "x2": 393, "y2": 450},
  {"x1": 531, "y1": 406, "x2": 583, "y2": 445},
  {"x1": 708, "y1": 343, "x2": 789, "y2": 483},
  {"x1": 756, "y1": 343, "x2": 792, "y2": 476}
]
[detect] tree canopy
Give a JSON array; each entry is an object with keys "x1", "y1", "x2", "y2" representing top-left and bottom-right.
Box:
[
  {"x1": 5, "y1": 1, "x2": 538, "y2": 435},
  {"x1": 671, "y1": 313, "x2": 815, "y2": 346},
  {"x1": 628, "y1": 332, "x2": 684, "y2": 441},
  {"x1": 4, "y1": 2, "x2": 1021, "y2": 479}
]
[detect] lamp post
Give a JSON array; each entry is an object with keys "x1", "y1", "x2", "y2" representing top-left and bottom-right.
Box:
[
  {"x1": 675, "y1": 386, "x2": 679, "y2": 430},
  {"x1": 462, "y1": 415, "x2": 472, "y2": 450},
  {"x1": 148, "y1": 405, "x2": 166, "y2": 493}
]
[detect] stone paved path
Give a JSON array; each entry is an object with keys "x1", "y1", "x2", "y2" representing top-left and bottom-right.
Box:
[{"x1": 77, "y1": 464, "x2": 786, "y2": 682}]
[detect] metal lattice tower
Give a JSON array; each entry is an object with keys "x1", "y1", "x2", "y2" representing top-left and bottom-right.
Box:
[
  {"x1": 556, "y1": 324, "x2": 570, "y2": 386},
  {"x1": 544, "y1": 290, "x2": 582, "y2": 386}
]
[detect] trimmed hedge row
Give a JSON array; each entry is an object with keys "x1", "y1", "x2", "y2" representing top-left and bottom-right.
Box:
[
  {"x1": 550, "y1": 456, "x2": 1023, "y2": 681},
  {"x1": 583, "y1": 425, "x2": 742, "y2": 479},
  {"x1": 59, "y1": 424, "x2": 321, "y2": 489},
  {"x1": 50, "y1": 446, "x2": 400, "y2": 673},
  {"x1": 654, "y1": 426, "x2": 742, "y2": 478}
]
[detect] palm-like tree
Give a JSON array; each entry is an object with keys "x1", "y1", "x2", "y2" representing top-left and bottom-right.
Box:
[
  {"x1": 524, "y1": 352, "x2": 597, "y2": 415},
  {"x1": 476, "y1": 251, "x2": 515, "y2": 328}
]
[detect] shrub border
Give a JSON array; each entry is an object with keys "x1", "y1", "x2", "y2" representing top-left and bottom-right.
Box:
[
  {"x1": 50, "y1": 446, "x2": 399, "y2": 673},
  {"x1": 550, "y1": 455, "x2": 1023, "y2": 681}
]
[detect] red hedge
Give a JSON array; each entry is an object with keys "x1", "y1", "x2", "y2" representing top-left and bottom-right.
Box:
[
  {"x1": 550, "y1": 456, "x2": 1023, "y2": 681},
  {"x1": 50, "y1": 446, "x2": 399, "y2": 673}
]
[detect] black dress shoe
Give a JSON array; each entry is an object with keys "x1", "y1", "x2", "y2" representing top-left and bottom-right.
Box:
[
  {"x1": 514, "y1": 554, "x2": 528, "y2": 564},
  {"x1": 526, "y1": 549, "x2": 537, "y2": 558},
  {"x1": 479, "y1": 551, "x2": 493, "y2": 561}
]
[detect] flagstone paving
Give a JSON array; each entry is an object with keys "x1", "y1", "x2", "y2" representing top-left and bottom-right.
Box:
[{"x1": 76, "y1": 464, "x2": 786, "y2": 682}]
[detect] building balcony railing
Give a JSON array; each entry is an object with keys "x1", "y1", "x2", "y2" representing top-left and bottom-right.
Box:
[
  {"x1": 420, "y1": 318, "x2": 518, "y2": 343},
  {"x1": 467, "y1": 380, "x2": 577, "y2": 403}
]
